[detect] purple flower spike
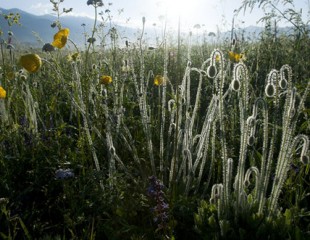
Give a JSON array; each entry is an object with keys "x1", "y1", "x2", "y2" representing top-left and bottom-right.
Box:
[{"x1": 147, "y1": 176, "x2": 169, "y2": 231}]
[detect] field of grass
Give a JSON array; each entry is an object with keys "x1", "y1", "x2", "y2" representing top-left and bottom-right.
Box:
[{"x1": 0, "y1": 0, "x2": 310, "y2": 239}]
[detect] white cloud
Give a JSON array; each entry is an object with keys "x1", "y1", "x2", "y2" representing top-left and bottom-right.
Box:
[
  {"x1": 65, "y1": 11, "x2": 94, "y2": 19},
  {"x1": 30, "y1": 3, "x2": 52, "y2": 15},
  {"x1": 29, "y1": 3, "x2": 95, "y2": 19}
]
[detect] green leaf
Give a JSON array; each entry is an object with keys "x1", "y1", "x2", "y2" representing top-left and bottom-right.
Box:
[
  {"x1": 18, "y1": 217, "x2": 31, "y2": 240},
  {"x1": 284, "y1": 209, "x2": 292, "y2": 225}
]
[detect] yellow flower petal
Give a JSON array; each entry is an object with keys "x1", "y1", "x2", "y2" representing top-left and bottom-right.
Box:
[
  {"x1": 19, "y1": 54, "x2": 42, "y2": 73},
  {"x1": 154, "y1": 75, "x2": 165, "y2": 86},
  {"x1": 51, "y1": 28, "x2": 70, "y2": 49},
  {"x1": 99, "y1": 75, "x2": 112, "y2": 85},
  {"x1": 228, "y1": 51, "x2": 243, "y2": 63},
  {"x1": 228, "y1": 51, "x2": 236, "y2": 62},
  {"x1": 234, "y1": 53, "x2": 241, "y2": 62},
  {"x1": 0, "y1": 86, "x2": 6, "y2": 99}
]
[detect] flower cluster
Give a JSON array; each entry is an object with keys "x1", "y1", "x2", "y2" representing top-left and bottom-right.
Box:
[
  {"x1": 87, "y1": 0, "x2": 104, "y2": 7},
  {"x1": 14, "y1": 25, "x2": 64, "y2": 74},
  {"x1": 147, "y1": 176, "x2": 169, "y2": 231},
  {"x1": 228, "y1": 51, "x2": 244, "y2": 63}
]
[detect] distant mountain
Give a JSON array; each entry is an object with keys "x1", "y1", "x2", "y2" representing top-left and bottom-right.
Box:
[
  {"x1": 0, "y1": 7, "x2": 265, "y2": 49},
  {"x1": 1, "y1": 8, "x2": 306, "y2": 49},
  {"x1": 0, "y1": 8, "x2": 139, "y2": 48}
]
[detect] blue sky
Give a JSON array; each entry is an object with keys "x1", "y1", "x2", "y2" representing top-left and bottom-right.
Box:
[{"x1": 1, "y1": 0, "x2": 309, "y2": 32}]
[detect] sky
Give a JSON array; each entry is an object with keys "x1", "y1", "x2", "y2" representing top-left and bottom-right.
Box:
[{"x1": 1, "y1": 0, "x2": 309, "y2": 32}]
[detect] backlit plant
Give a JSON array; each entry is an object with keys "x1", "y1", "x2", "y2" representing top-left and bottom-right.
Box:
[{"x1": 0, "y1": 0, "x2": 309, "y2": 239}]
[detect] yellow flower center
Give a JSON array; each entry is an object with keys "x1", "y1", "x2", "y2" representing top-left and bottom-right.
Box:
[
  {"x1": 154, "y1": 75, "x2": 165, "y2": 86},
  {"x1": 99, "y1": 75, "x2": 112, "y2": 85}
]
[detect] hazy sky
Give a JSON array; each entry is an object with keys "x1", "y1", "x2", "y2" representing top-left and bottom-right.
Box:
[{"x1": 1, "y1": 0, "x2": 309, "y2": 32}]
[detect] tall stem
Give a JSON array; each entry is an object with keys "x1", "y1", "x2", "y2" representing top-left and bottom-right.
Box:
[
  {"x1": 170, "y1": 16, "x2": 181, "y2": 198},
  {"x1": 85, "y1": 5, "x2": 98, "y2": 71}
]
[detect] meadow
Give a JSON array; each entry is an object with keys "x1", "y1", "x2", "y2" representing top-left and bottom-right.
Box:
[{"x1": 0, "y1": 0, "x2": 309, "y2": 239}]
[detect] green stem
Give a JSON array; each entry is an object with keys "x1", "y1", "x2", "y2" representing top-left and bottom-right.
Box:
[
  {"x1": 170, "y1": 16, "x2": 181, "y2": 200},
  {"x1": 85, "y1": 5, "x2": 98, "y2": 71}
]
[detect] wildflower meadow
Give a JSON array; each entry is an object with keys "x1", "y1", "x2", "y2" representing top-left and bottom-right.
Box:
[{"x1": 0, "y1": 0, "x2": 309, "y2": 239}]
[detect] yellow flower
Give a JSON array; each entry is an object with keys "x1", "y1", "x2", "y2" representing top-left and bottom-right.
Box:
[
  {"x1": 0, "y1": 86, "x2": 6, "y2": 99},
  {"x1": 234, "y1": 53, "x2": 244, "y2": 62},
  {"x1": 99, "y1": 75, "x2": 112, "y2": 85},
  {"x1": 228, "y1": 51, "x2": 237, "y2": 61},
  {"x1": 19, "y1": 54, "x2": 42, "y2": 73},
  {"x1": 154, "y1": 75, "x2": 165, "y2": 86},
  {"x1": 51, "y1": 28, "x2": 70, "y2": 49},
  {"x1": 228, "y1": 51, "x2": 244, "y2": 63}
]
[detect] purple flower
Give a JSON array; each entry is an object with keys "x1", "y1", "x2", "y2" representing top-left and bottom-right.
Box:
[
  {"x1": 55, "y1": 169, "x2": 74, "y2": 180},
  {"x1": 290, "y1": 163, "x2": 300, "y2": 174},
  {"x1": 161, "y1": 202, "x2": 169, "y2": 210},
  {"x1": 42, "y1": 43, "x2": 55, "y2": 52},
  {"x1": 147, "y1": 176, "x2": 169, "y2": 231},
  {"x1": 147, "y1": 186, "x2": 156, "y2": 196}
]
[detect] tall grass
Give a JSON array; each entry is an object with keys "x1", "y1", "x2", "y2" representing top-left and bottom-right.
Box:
[{"x1": 0, "y1": 0, "x2": 309, "y2": 239}]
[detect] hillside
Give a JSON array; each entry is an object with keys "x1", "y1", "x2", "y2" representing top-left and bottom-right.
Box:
[
  {"x1": 1, "y1": 7, "x2": 303, "y2": 49},
  {"x1": 0, "y1": 8, "x2": 137, "y2": 48}
]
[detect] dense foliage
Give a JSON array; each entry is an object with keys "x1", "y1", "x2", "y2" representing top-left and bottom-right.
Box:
[{"x1": 0, "y1": 0, "x2": 309, "y2": 239}]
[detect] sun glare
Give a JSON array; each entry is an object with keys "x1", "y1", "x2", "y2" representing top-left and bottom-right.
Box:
[
  {"x1": 165, "y1": 0, "x2": 190, "y2": 15},
  {"x1": 156, "y1": 0, "x2": 203, "y2": 28},
  {"x1": 157, "y1": 0, "x2": 197, "y2": 18}
]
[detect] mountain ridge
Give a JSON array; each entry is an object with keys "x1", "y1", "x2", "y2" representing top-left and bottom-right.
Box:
[
  {"x1": 0, "y1": 7, "x2": 139, "y2": 48},
  {"x1": 1, "y1": 7, "x2": 300, "y2": 49}
]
